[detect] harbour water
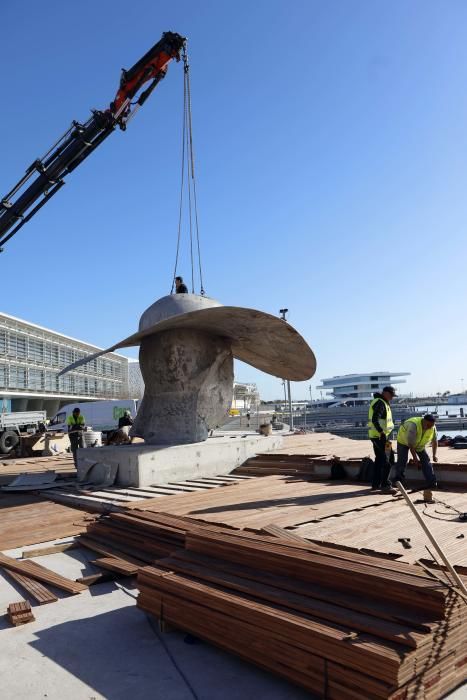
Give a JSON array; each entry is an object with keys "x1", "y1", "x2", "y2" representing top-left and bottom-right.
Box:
[
  {"x1": 436, "y1": 429, "x2": 467, "y2": 438},
  {"x1": 413, "y1": 405, "x2": 467, "y2": 438},
  {"x1": 292, "y1": 404, "x2": 467, "y2": 441},
  {"x1": 415, "y1": 404, "x2": 467, "y2": 417}
]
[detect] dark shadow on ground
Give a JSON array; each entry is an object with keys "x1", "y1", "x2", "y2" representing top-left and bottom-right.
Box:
[
  {"x1": 28, "y1": 605, "x2": 313, "y2": 700},
  {"x1": 190, "y1": 483, "x2": 391, "y2": 516},
  {"x1": 0, "y1": 492, "x2": 44, "y2": 509},
  {"x1": 29, "y1": 605, "x2": 189, "y2": 699}
]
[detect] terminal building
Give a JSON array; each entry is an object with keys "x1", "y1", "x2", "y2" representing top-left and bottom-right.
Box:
[
  {"x1": 0, "y1": 312, "x2": 131, "y2": 416},
  {"x1": 0, "y1": 312, "x2": 261, "y2": 418},
  {"x1": 316, "y1": 372, "x2": 410, "y2": 405}
]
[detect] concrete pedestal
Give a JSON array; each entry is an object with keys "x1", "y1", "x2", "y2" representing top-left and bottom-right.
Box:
[{"x1": 77, "y1": 432, "x2": 283, "y2": 487}]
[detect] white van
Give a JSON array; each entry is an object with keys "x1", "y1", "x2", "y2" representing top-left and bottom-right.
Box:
[{"x1": 48, "y1": 399, "x2": 138, "y2": 434}]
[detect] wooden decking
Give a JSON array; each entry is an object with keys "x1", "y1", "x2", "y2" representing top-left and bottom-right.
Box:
[
  {"x1": 0, "y1": 454, "x2": 75, "y2": 485},
  {"x1": 123, "y1": 475, "x2": 467, "y2": 570},
  {"x1": 0, "y1": 492, "x2": 95, "y2": 550}
]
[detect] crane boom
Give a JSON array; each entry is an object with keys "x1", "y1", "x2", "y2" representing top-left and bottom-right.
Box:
[{"x1": 0, "y1": 31, "x2": 186, "y2": 252}]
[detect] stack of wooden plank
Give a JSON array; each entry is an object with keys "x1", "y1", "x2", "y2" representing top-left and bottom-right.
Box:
[
  {"x1": 137, "y1": 528, "x2": 467, "y2": 700},
  {"x1": 234, "y1": 453, "x2": 360, "y2": 477},
  {"x1": 7, "y1": 600, "x2": 35, "y2": 626},
  {"x1": 79, "y1": 511, "x2": 235, "y2": 574}
]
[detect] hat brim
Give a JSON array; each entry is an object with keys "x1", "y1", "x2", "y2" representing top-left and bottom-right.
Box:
[{"x1": 59, "y1": 306, "x2": 316, "y2": 381}]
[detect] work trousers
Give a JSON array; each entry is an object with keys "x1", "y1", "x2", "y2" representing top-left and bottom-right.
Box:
[
  {"x1": 69, "y1": 431, "x2": 83, "y2": 468},
  {"x1": 395, "y1": 444, "x2": 437, "y2": 488},
  {"x1": 370, "y1": 435, "x2": 394, "y2": 489}
]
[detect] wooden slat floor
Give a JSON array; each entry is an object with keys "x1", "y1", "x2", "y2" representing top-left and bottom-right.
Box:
[
  {"x1": 46, "y1": 474, "x2": 255, "y2": 511},
  {"x1": 0, "y1": 492, "x2": 95, "y2": 550},
  {"x1": 0, "y1": 454, "x2": 75, "y2": 485},
  {"x1": 123, "y1": 475, "x2": 467, "y2": 569},
  {"x1": 127, "y1": 476, "x2": 398, "y2": 526},
  {"x1": 296, "y1": 490, "x2": 467, "y2": 568}
]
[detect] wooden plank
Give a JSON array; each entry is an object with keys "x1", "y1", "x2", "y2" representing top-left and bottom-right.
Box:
[
  {"x1": 3, "y1": 569, "x2": 58, "y2": 604},
  {"x1": 0, "y1": 552, "x2": 86, "y2": 594},
  {"x1": 91, "y1": 556, "x2": 139, "y2": 576},
  {"x1": 79, "y1": 534, "x2": 149, "y2": 565},
  {"x1": 76, "y1": 571, "x2": 118, "y2": 586},
  {"x1": 261, "y1": 523, "x2": 308, "y2": 543},
  {"x1": 154, "y1": 554, "x2": 428, "y2": 649},
  {"x1": 138, "y1": 577, "x2": 415, "y2": 686},
  {"x1": 167, "y1": 549, "x2": 439, "y2": 631},
  {"x1": 183, "y1": 531, "x2": 449, "y2": 615},
  {"x1": 22, "y1": 542, "x2": 78, "y2": 558}
]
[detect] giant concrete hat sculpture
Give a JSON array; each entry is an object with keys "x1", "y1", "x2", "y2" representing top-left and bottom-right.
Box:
[{"x1": 60, "y1": 294, "x2": 316, "y2": 445}]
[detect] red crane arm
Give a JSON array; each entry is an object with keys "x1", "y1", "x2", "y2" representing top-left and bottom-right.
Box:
[{"x1": 112, "y1": 31, "x2": 186, "y2": 115}]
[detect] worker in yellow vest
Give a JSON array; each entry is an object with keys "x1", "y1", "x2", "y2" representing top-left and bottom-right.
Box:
[
  {"x1": 395, "y1": 414, "x2": 438, "y2": 496},
  {"x1": 367, "y1": 386, "x2": 397, "y2": 494},
  {"x1": 66, "y1": 407, "x2": 86, "y2": 467}
]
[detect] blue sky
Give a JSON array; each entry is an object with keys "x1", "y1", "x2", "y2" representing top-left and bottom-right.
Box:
[{"x1": 2, "y1": 1, "x2": 467, "y2": 400}]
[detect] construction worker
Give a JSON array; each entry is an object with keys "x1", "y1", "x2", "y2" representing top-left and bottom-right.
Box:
[
  {"x1": 67, "y1": 407, "x2": 85, "y2": 467},
  {"x1": 175, "y1": 276, "x2": 188, "y2": 294},
  {"x1": 117, "y1": 409, "x2": 133, "y2": 441},
  {"x1": 118, "y1": 409, "x2": 133, "y2": 431},
  {"x1": 367, "y1": 386, "x2": 397, "y2": 493},
  {"x1": 395, "y1": 414, "x2": 438, "y2": 499}
]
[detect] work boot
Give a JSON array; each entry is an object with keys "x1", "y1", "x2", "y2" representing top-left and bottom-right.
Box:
[
  {"x1": 380, "y1": 485, "x2": 398, "y2": 495},
  {"x1": 423, "y1": 487, "x2": 436, "y2": 503}
]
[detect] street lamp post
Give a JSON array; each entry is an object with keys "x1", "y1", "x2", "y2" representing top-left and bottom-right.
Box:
[{"x1": 279, "y1": 308, "x2": 294, "y2": 431}]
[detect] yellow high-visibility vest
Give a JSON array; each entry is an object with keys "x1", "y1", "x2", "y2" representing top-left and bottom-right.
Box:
[
  {"x1": 66, "y1": 414, "x2": 85, "y2": 426},
  {"x1": 367, "y1": 398, "x2": 394, "y2": 438},
  {"x1": 397, "y1": 417, "x2": 436, "y2": 452}
]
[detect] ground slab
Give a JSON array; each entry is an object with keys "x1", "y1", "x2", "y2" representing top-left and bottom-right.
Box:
[{"x1": 0, "y1": 573, "x2": 313, "y2": 700}]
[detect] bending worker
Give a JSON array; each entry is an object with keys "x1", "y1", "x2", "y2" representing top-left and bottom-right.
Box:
[
  {"x1": 67, "y1": 407, "x2": 85, "y2": 467},
  {"x1": 367, "y1": 386, "x2": 397, "y2": 493},
  {"x1": 395, "y1": 414, "x2": 438, "y2": 497}
]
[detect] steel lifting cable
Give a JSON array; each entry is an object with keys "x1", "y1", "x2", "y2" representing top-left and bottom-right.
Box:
[
  {"x1": 185, "y1": 90, "x2": 195, "y2": 293},
  {"x1": 184, "y1": 54, "x2": 205, "y2": 295},
  {"x1": 170, "y1": 66, "x2": 187, "y2": 294},
  {"x1": 170, "y1": 44, "x2": 205, "y2": 295}
]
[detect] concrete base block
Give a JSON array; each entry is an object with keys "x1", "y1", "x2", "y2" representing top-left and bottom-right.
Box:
[{"x1": 77, "y1": 432, "x2": 283, "y2": 487}]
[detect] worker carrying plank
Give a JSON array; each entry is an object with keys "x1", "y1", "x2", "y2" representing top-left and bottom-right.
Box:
[
  {"x1": 67, "y1": 407, "x2": 86, "y2": 467},
  {"x1": 394, "y1": 414, "x2": 438, "y2": 500},
  {"x1": 367, "y1": 386, "x2": 397, "y2": 494}
]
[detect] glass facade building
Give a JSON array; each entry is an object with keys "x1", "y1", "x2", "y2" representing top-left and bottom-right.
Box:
[{"x1": 0, "y1": 312, "x2": 130, "y2": 415}]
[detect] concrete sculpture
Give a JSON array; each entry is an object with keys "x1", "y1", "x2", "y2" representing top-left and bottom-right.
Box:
[{"x1": 60, "y1": 294, "x2": 316, "y2": 444}]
